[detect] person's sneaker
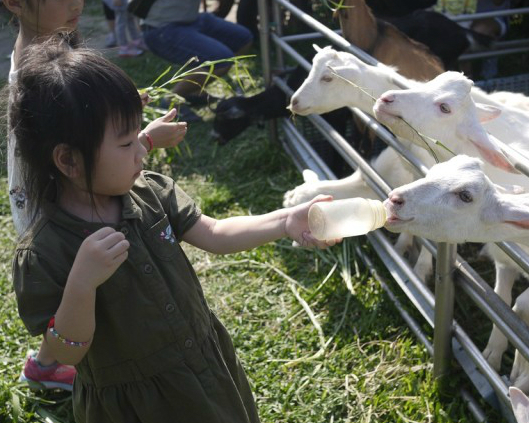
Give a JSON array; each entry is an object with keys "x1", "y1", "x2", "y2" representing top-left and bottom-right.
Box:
[
  {"x1": 130, "y1": 37, "x2": 148, "y2": 51},
  {"x1": 105, "y1": 32, "x2": 117, "y2": 48},
  {"x1": 118, "y1": 45, "x2": 144, "y2": 58},
  {"x1": 19, "y1": 351, "x2": 76, "y2": 391}
]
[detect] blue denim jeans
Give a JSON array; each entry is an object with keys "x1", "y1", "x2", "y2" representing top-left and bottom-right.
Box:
[{"x1": 142, "y1": 13, "x2": 253, "y2": 68}]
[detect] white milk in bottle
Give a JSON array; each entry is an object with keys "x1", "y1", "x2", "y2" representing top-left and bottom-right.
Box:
[{"x1": 308, "y1": 198, "x2": 387, "y2": 241}]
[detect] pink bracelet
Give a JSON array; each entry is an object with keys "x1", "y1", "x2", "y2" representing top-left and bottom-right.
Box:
[
  {"x1": 141, "y1": 131, "x2": 154, "y2": 152},
  {"x1": 47, "y1": 316, "x2": 90, "y2": 347}
]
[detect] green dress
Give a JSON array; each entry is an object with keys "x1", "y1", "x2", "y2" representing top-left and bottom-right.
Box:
[{"x1": 13, "y1": 172, "x2": 260, "y2": 423}]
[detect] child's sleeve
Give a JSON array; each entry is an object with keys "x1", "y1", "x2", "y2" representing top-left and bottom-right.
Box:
[
  {"x1": 143, "y1": 172, "x2": 202, "y2": 241},
  {"x1": 12, "y1": 249, "x2": 65, "y2": 336},
  {"x1": 167, "y1": 182, "x2": 202, "y2": 241}
]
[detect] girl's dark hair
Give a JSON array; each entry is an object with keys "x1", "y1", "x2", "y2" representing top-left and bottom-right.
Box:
[{"x1": 9, "y1": 37, "x2": 142, "y2": 219}]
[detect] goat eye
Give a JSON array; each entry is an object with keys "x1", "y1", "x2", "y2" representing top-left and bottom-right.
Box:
[
  {"x1": 458, "y1": 190, "x2": 473, "y2": 203},
  {"x1": 321, "y1": 75, "x2": 333, "y2": 82},
  {"x1": 440, "y1": 103, "x2": 451, "y2": 114}
]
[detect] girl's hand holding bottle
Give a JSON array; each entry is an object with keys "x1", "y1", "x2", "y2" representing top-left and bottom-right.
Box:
[
  {"x1": 69, "y1": 227, "x2": 130, "y2": 290},
  {"x1": 285, "y1": 195, "x2": 342, "y2": 249}
]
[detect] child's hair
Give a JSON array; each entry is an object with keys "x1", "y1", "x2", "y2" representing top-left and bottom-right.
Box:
[{"x1": 9, "y1": 37, "x2": 142, "y2": 220}]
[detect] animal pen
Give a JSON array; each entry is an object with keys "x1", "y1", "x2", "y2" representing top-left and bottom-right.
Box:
[{"x1": 255, "y1": 0, "x2": 529, "y2": 421}]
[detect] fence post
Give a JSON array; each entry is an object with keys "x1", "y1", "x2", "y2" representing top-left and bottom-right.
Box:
[
  {"x1": 433, "y1": 242, "x2": 457, "y2": 391},
  {"x1": 258, "y1": 0, "x2": 279, "y2": 144}
]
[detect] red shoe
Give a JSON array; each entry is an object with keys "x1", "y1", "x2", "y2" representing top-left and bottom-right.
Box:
[{"x1": 19, "y1": 351, "x2": 76, "y2": 391}]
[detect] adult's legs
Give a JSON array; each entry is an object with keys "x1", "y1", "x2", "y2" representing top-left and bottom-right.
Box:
[
  {"x1": 143, "y1": 13, "x2": 252, "y2": 97},
  {"x1": 237, "y1": 0, "x2": 259, "y2": 38}
]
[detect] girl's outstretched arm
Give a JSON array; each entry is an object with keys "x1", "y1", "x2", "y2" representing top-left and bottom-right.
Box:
[{"x1": 182, "y1": 195, "x2": 340, "y2": 254}]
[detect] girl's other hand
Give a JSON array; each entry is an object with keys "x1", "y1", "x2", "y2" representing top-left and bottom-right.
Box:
[
  {"x1": 70, "y1": 227, "x2": 130, "y2": 289},
  {"x1": 143, "y1": 108, "x2": 187, "y2": 149},
  {"x1": 285, "y1": 195, "x2": 342, "y2": 249}
]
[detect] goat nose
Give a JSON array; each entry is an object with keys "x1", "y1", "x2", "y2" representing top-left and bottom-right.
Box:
[
  {"x1": 291, "y1": 98, "x2": 298, "y2": 107},
  {"x1": 380, "y1": 93, "x2": 395, "y2": 104},
  {"x1": 390, "y1": 193, "x2": 404, "y2": 206}
]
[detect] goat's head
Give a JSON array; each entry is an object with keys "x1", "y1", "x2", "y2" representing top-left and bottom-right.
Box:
[
  {"x1": 289, "y1": 45, "x2": 372, "y2": 116},
  {"x1": 383, "y1": 155, "x2": 529, "y2": 244},
  {"x1": 373, "y1": 71, "x2": 516, "y2": 173}
]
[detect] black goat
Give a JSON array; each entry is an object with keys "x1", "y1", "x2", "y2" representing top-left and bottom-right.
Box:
[
  {"x1": 212, "y1": 84, "x2": 290, "y2": 145},
  {"x1": 212, "y1": 64, "x2": 308, "y2": 145},
  {"x1": 211, "y1": 65, "x2": 382, "y2": 177}
]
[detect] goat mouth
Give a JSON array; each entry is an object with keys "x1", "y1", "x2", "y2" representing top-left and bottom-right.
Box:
[
  {"x1": 373, "y1": 106, "x2": 401, "y2": 123},
  {"x1": 385, "y1": 215, "x2": 414, "y2": 226},
  {"x1": 289, "y1": 104, "x2": 312, "y2": 116}
]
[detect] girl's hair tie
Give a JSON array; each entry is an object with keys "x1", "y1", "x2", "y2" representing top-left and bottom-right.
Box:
[{"x1": 141, "y1": 131, "x2": 154, "y2": 152}]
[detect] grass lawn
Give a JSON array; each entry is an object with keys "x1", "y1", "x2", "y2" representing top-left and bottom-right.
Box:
[{"x1": 0, "y1": 2, "x2": 519, "y2": 421}]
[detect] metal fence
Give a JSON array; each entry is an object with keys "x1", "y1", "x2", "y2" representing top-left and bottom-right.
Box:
[{"x1": 256, "y1": 0, "x2": 529, "y2": 421}]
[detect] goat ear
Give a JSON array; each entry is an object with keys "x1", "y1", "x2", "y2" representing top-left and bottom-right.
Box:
[
  {"x1": 461, "y1": 125, "x2": 518, "y2": 174},
  {"x1": 510, "y1": 386, "x2": 529, "y2": 423},
  {"x1": 475, "y1": 103, "x2": 501, "y2": 123},
  {"x1": 302, "y1": 169, "x2": 320, "y2": 183},
  {"x1": 494, "y1": 183, "x2": 525, "y2": 195}
]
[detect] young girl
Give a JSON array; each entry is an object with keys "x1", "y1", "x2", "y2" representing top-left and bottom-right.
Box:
[
  {"x1": 10, "y1": 41, "x2": 337, "y2": 422},
  {"x1": 102, "y1": 0, "x2": 145, "y2": 57},
  {"x1": 3, "y1": 0, "x2": 187, "y2": 390}
]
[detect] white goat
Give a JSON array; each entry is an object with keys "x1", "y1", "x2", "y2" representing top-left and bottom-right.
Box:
[
  {"x1": 383, "y1": 155, "x2": 529, "y2": 391},
  {"x1": 284, "y1": 46, "x2": 519, "y2": 280},
  {"x1": 285, "y1": 46, "x2": 523, "y2": 207},
  {"x1": 373, "y1": 72, "x2": 529, "y2": 376},
  {"x1": 285, "y1": 46, "x2": 529, "y2": 372}
]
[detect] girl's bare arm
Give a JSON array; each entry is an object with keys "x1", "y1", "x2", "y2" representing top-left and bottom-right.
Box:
[{"x1": 182, "y1": 196, "x2": 339, "y2": 254}]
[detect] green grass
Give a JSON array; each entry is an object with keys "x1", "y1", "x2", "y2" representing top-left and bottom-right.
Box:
[{"x1": 0, "y1": 6, "x2": 516, "y2": 422}]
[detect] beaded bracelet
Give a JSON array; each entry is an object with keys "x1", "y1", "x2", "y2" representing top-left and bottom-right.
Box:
[
  {"x1": 47, "y1": 316, "x2": 90, "y2": 348},
  {"x1": 141, "y1": 131, "x2": 154, "y2": 152}
]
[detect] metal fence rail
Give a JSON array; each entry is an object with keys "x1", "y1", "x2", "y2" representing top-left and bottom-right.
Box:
[{"x1": 257, "y1": 0, "x2": 529, "y2": 421}]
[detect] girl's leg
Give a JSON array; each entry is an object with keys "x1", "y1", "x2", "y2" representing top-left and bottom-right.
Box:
[
  {"x1": 36, "y1": 336, "x2": 57, "y2": 365},
  {"x1": 20, "y1": 336, "x2": 76, "y2": 391}
]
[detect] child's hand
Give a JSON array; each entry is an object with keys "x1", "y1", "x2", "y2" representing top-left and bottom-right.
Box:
[
  {"x1": 70, "y1": 227, "x2": 130, "y2": 289},
  {"x1": 285, "y1": 195, "x2": 342, "y2": 249},
  {"x1": 113, "y1": 0, "x2": 123, "y2": 6},
  {"x1": 142, "y1": 108, "x2": 187, "y2": 149}
]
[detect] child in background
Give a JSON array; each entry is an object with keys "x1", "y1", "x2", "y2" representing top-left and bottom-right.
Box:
[
  {"x1": 2, "y1": 0, "x2": 187, "y2": 391},
  {"x1": 101, "y1": 0, "x2": 117, "y2": 48},
  {"x1": 10, "y1": 40, "x2": 337, "y2": 423},
  {"x1": 102, "y1": 0, "x2": 145, "y2": 57}
]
